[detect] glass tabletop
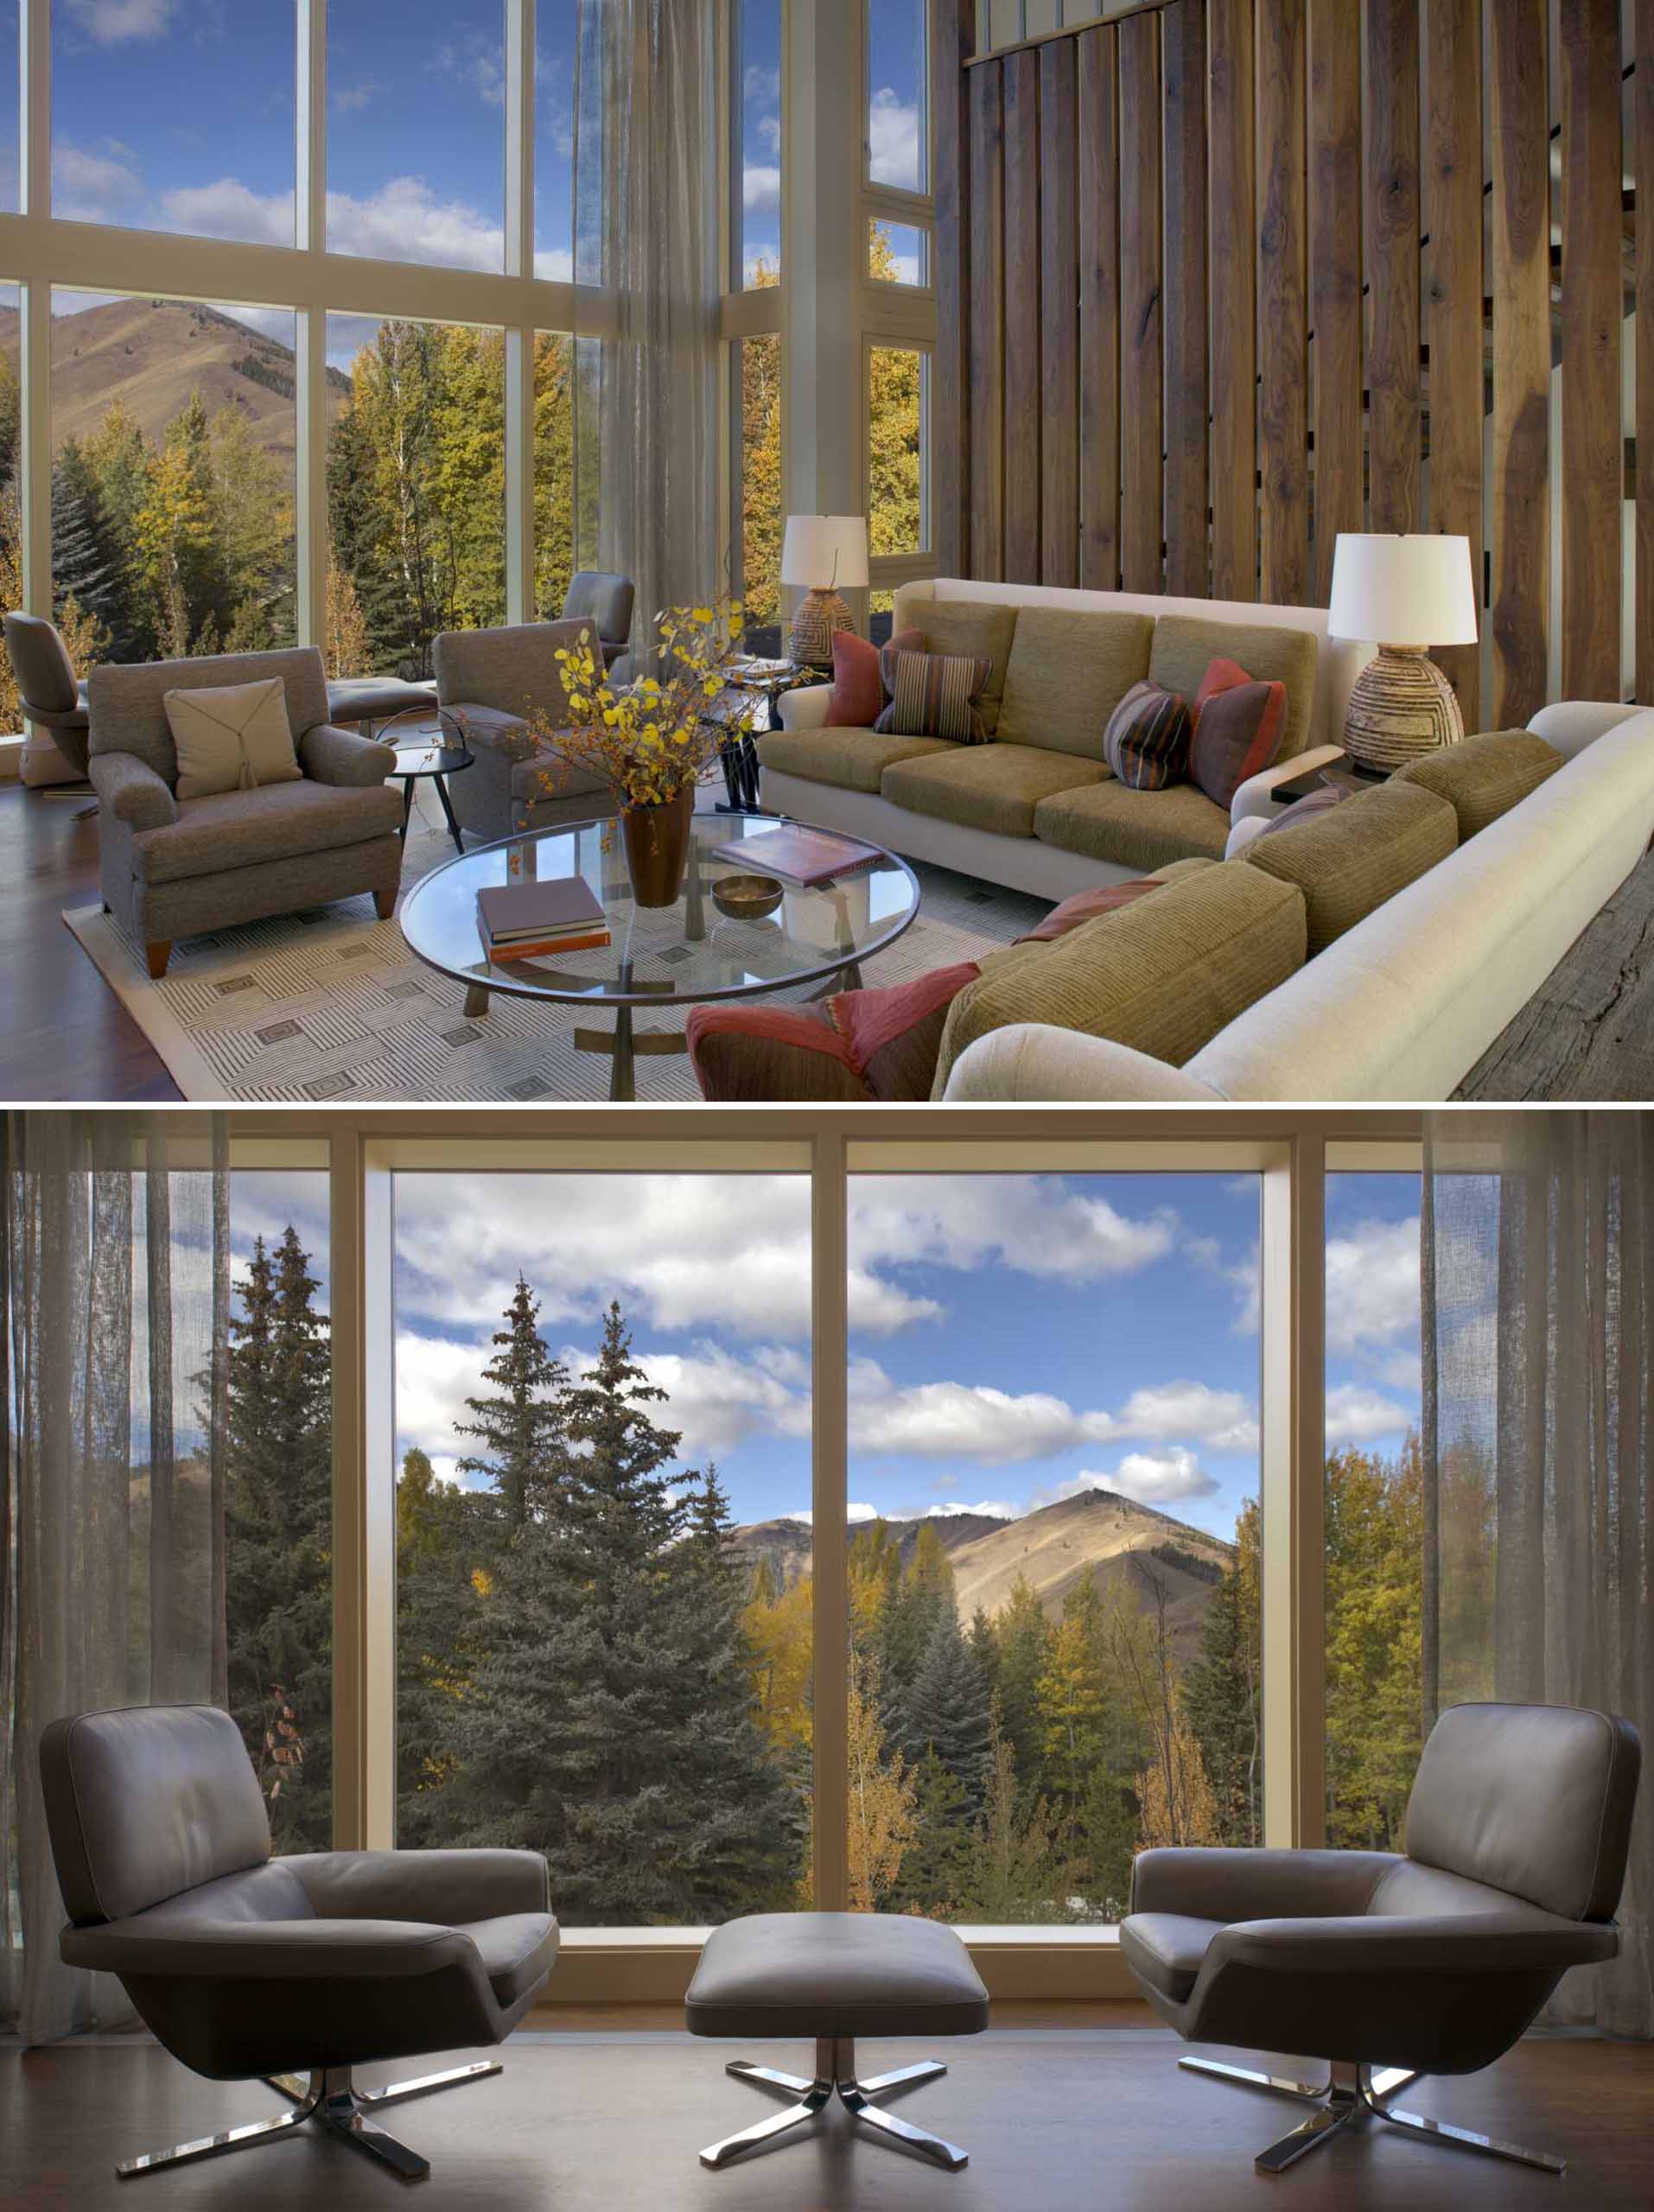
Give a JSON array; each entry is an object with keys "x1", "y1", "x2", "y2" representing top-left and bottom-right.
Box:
[
  {"x1": 398, "y1": 810, "x2": 922, "y2": 1006},
  {"x1": 391, "y1": 741, "x2": 473, "y2": 778}
]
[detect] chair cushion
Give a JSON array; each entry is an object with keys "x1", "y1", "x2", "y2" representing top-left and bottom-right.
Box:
[
  {"x1": 881, "y1": 742, "x2": 1110, "y2": 838},
  {"x1": 449, "y1": 702, "x2": 535, "y2": 760},
  {"x1": 1243, "y1": 780, "x2": 1457, "y2": 956},
  {"x1": 757, "y1": 724, "x2": 955, "y2": 795},
  {"x1": 325, "y1": 677, "x2": 438, "y2": 726},
  {"x1": 1149, "y1": 615, "x2": 1319, "y2": 761},
  {"x1": 457, "y1": 1912, "x2": 561, "y2": 2009},
  {"x1": 1119, "y1": 1914, "x2": 1226, "y2": 2003},
  {"x1": 996, "y1": 607, "x2": 1155, "y2": 757},
  {"x1": 875, "y1": 646, "x2": 994, "y2": 743},
  {"x1": 1391, "y1": 729, "x2": 1564, "y2": 840},
  {"x1": 132, "y1": 779, "x2": 403, "y2": 887},
  {"x1": 684, "y1": 1911, "x2": 989, "y2": 2039},
  {"x1": 1033, "y1": 776, "x2": 1231, "y2": 871},
  {"x1": 898, "y1": 596, "x2": 1021, "y2": 735}
]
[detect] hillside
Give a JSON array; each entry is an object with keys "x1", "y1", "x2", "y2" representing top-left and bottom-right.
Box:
[
  {"x1": 1, "y1": 296, "x2": 352, "y2": 464},
  {"x1": 731, "y1": 1506, "x2": 1005, "y2": 1593}
]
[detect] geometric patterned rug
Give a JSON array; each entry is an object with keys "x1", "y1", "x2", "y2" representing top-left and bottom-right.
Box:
[{"x1": 64, "y1": 806, "x2": 1048, "y2": 1103}]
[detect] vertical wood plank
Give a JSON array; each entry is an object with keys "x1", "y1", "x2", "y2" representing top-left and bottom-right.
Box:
[
  {"x1": 1078, "y1": 23, "x2": 1121, "y2": 591},
  {"x1": 1365, "y1": 0, "x2": 1422, "y2": 533},
  {"x1": 932, "y1": 0, "x2": 976, "y2": 577},
  {"x1": 1002, "y1": 48, "x2": 1042, "y2": 582},
  {"x1": 1425, "y1": 0, "x2": 1485, "y2": 728},
  {"x1": 968, "y1": 61, "x2": 1005, "y2": 581},
  {"x1": 1208, "y1": 0, "x2": 1257, "y2": 600},
  {"x1": 1257, "y1": 0, "x2": 1308, "y2": 604},
  {"x1": 1489, "y1": 0, "x2": 1551, "y2": 725},
  {"x1": 1639, "y1": 0, "x2": 1654, "y2": 704},
  {"x1": 1559, "y1": 0, "x2": 1623, "y2": 702},
  {"x1": 1040, "y1": 38, "x2": 1079, "y2": 586},
  {"x1": 1119, "y1": 9, "x2": 1164, "y2": 593},
  {"x1": 1307, "y1": 0, "x2": 1362, "y2": 604},
  {"x1": 1162, "y1": 0, "x2": 1208, "y2": 596}
]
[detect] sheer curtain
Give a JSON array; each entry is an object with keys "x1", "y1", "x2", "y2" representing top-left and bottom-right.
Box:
[
  {"x1": 570, "y1": 0, "x2": 720, "y2": 654},
  {"x1": 1422, "y1": 1110, "x2": 1652, "y2": 2037},
  {"x1": 2, "y1": 1112, "x2": 230, "y2": 2045}
]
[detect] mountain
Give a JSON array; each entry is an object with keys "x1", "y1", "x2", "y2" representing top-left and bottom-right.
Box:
[
  {"x1": 0, "y1": 297, "x2": 353, "y2": 465},
  {"x1": 730, "y1": 1506, "x2": 1006, "y2": 1594}
]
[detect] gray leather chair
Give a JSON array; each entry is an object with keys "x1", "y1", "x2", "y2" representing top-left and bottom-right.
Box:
[
  {"x1": 40, "y1": 1703, "x2": 558, "y2": 2183},
  {"x1": 433, "y1": 619, "x2": 612, "y2": 847},
  {"x1": 5, "y1": 612, "x2": 93, "y2": 804},
  {"x1": 87, "y1": 646, "x2": 403, "y2": 977},
  {"x1": 561, "y1": 571, "x2": 634, "y2": 670},
  {"x1": 1123, "y1": 1700, "x2": 1640, "y2": 2177}
]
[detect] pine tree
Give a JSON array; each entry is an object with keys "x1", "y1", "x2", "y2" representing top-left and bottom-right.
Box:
[
  {"x1": 993, "y1": 1575, "x2": 1052, "y2": 1782},
  {"x1": 223, "y1": 1228, "x2": 333, "y2": 1850},
  {"x1": 1181, "y1": 1508, "x2": 1263, "y2": 1848},
  {"x1": 876, "y1": 1521, "x2": 955, "y2": 1711},
  {"x1": 898, "y1": 1605, "x2": 993, "y2": 1801},
  {"x1": 396, "y1": 1446, "x2": 491, "y2": 1844},
  {"x1": 50, "y1": 440, "x2": 122, "y2": 653},
  {"x1": 453, "y1": 1274, "x2": 570, "y2": 1538}
]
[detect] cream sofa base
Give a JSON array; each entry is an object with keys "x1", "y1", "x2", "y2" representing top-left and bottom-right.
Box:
[{"x1": 758, "y1": 769, "x2": 1142, "y2": 902}]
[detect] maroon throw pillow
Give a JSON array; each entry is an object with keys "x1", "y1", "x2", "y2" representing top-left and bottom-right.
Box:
[
  {"x1": 1015, "y1": 878, "x2": 1162, "y2": 944},
  {"x1": 687, "y1": 961, "x2": 980, "y2": 1103},
  {"x1": 824, "y1": 626, "x2": 922, "y2": 726},
  {"x1": 1190, "y1": 657, "x2": 1289, "y2": 808},
  {"x1": 1255, "y1": 784, "x2": 1347, "y2": 839},
  {"x1": 1102, "y1": 680, "x2": 1192, "y2": 790}
]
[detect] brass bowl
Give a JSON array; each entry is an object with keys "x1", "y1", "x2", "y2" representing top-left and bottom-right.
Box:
[{"x1": 713, "y1": 871, "x2": 785, "y2": 921}]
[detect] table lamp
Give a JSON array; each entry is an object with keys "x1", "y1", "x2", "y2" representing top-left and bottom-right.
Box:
[
  {"x1": 781, "y1": 515, "x2": 868, "y2": 666},
  {"x1": 1327, "y1": 533, "x2": 1479, "y2": 773}
]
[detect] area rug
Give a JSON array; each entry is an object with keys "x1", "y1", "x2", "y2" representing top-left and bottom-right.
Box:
[{"x1": 64, "y1": 811, "x2": 1046, "y2": 1103}]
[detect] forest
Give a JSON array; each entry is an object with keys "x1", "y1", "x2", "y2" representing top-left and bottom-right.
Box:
[{"x1": 226, "y1": 1226, "x2": 1435, "y2": 1927}]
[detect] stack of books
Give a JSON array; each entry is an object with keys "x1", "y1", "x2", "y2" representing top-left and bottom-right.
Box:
[
  {"x1": 711, "y1": 824, "x2": 879, "y2": 887},
  {"x1": 476, "y1": 877, "x2": 610, "y2": 961}
]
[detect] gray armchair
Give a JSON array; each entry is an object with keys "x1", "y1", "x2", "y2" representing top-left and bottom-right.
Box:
[
  {"x1": 5, "y1": 611, "x2": 92, "y2": 794},
  {"x1": 1122, "y1": 1700, "x2": 1640, "y2": 2177},
  {"x1": 562, "y1": 570, "x2": 634, "y2": 669},
  {"x1": 40, "y1": 1703, "x2": 557, "y2": 2183},
  {"x1": 87, "y1": 646, "x2": 403, "y2": 977},
  {"x1": 433, "y1": 619, "x2": 612, "y2": 848}
]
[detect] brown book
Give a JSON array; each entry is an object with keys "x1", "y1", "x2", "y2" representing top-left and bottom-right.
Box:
[
  {"x1": 476, "y1": 875, "x2": 604, "y2": 945},
  {"x1": 712, "y1": 825, "x2": 878, "y2": 887},
  {"x1": 492, "y1": 929, "x2": 613, "y2": 962}
]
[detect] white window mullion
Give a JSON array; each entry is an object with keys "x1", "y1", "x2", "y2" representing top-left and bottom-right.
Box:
[
  {"x1": 296, "y1": 0, "x2": 328, "y2": 652},
  {"x1": 506, "y1": 0, "x2": 535, "y2": 624},
  {"x1": 18, "y1": 0, "x2": 49, "y2": 620}
]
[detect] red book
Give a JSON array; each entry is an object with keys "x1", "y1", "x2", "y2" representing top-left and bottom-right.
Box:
[
  {"x1": 713, "y1": 825, "x2": 879, "y2": 887},
  {"x1": 491, "y1": 929, "x2": 613, "y2": 962}
]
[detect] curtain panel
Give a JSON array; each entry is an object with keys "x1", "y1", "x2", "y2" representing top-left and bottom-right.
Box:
[
  {"x1": 2, "y1": 1112, "x2": 230, "y2": 2044},
  {"x1": 1422, "y1": 1110, "x2": 1652, "y2": 2037}
]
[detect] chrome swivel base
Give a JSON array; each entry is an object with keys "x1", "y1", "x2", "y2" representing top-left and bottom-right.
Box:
[
  {"x1": 115, "y1": 2057, "x2": 501, "y2": 2183},
  {"x1": 701, "y1": 2036, "x2": 968, "y2": 2171},
  {"x1": 1180, "y1": 2054, "x2": 1566, "y2": 2177}
]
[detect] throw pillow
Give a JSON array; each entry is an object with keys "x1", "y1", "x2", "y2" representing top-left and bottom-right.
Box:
[
  {"x1": 1189, "y1": 657, "x2": 1288, "y2": 809},
  {"x1": 1015, "y1": 878, "x2": 1162, "y2": 944},
  {"x1": 1254, "y1": 784, "x2": 1348, "y2": 839},
  {"x1": 166, "y1": 677, "x2": 302, "y2": 801},
  {"x1": 824, "y1": 626, "x2": 922, "y2": 726},
  {"x1": 874, "y1": 647, "x2": 993, "y2": 743},
  {"x1": 1102, "y1": 679, "x2": 1192, "y2": 790},
  {"x1": 688, "y1": 961, "x2": 981, "y2": 1102}
]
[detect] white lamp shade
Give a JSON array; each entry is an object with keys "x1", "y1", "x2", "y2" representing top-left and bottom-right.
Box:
[
  {"x1": 1326, "y1": 533, "x2": 1478, "y2": 647},
  {"x1": 780, "y1": 514, "x2": 869, "y2": 591}
]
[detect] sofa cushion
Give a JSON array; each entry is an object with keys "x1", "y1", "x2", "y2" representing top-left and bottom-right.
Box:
[
  {"x1": 1189, "y1": 658, "x2": 1289, "y2": 807},
  {"x1": 898, "y1": 597, "x2": 1020, "y2": 735},
  {"x1": 1014, "y1": 859, "x2": 1214, "y2": 944},
  {"x1": 1243, "y1": 779, "x2": 1457, "y2": 954},
  {"x1": 881, "y1": 742, "x2": 1110, "y2": 839},
  {"x1": 1103, "y1": 680, "x2": 1192, "y2": 790},
  {"x1": 130, "y1": 779, "x2": 403, "y2": 887},
  {"x1": 875, "y1": 646, "x2": 993, "y2": 742},
  {"x1": 996, "y1": 607, "x2": 1155, "y2": 758},
  {"x1": 758, "y1": 724, "x2": 956, "y2": 795},
  {"x1": 1033, "y1": 776, "x2": 1231, "y2": 871},
  {"x1": 1392, "y1": 729, "x2": 1564, "y2": 840},
  {"x1": 1149, "y1": 615, "x2": 1319, "y2": 760},
  {"x1": 933, "y1": 861, "x2": 1307, "y2": 1093}
]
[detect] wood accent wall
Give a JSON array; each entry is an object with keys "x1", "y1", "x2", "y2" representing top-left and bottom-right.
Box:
[{"x1": 934, "y1": 0, "x2": 1648, "y2": 719}]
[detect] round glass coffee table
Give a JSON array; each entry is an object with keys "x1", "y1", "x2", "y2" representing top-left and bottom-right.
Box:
[{"x1": 398, "y1": 810, "x2": 921, "y2": 1100}]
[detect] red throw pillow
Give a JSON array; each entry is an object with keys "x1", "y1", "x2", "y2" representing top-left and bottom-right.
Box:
[
  {"x1": 687, "y1": 961, "x2": 980, "y2": 1102},
  {"x1": 1015, "y1": 878, "x2": 1162, "y2": 944},
  {"x1": 1189, "y1": 657, "x2": 1288, "y2": 808},
  {"x1": 824, "y1": 626, "x2": 922, "y2": 726}
]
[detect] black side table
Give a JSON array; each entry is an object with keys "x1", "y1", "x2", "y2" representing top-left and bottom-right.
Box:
[{"x1": 389, "y1": 740, "x2": 474, "y2": 855}]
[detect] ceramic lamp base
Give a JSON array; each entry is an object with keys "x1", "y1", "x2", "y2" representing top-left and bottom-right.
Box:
[
  {"x1": 1342, "y1": 645, "x2": 1465, "y2": 773},
  {"x1": 788, "y1": 589, "x2": 853, "y2": 668}
]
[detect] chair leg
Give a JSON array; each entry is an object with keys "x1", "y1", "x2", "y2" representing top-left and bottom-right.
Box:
[
  {"x1": 356, "y1": 2059, "x2": 502, "y2": 2108},
  {"x1": 700, "y1": 2037, "x2": 967, "y2": 2172},
  {"x1": 117, "y1": 2076, "x2": 322, "y2": 2178},
  {"x1": 1253, "y1": 2088, "x2": 1361, "y2": 2175},
  {"x1": 1360, "y1": 2071, "x2": 1566, "y2": 2176},
  {"x1": 145, "y1": 941, "x2": 171, "y2": 979},
  {"x1": 374, "y1": 887, "x2": 397, "y2": 919},
  {"x1": 316, "y1": 2071, "x2": 429, "y2": 2183},
  {"x1": 1178, "y1": 2055, "x2": 1332, "y2": 2103}
]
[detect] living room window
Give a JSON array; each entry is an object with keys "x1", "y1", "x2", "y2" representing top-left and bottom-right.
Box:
[
  {"x1": 734, "y1": 0, "x2": 782, "y2": 289},
  {"x1": 866, "y1": 0, "x2": 928, "y2": 196},
  {"x1": 532, "y1": 327, "x2": 579, "y2": 621},
  {"x1": 733, "y1": 331, "x2": 782, "y2": 653}
]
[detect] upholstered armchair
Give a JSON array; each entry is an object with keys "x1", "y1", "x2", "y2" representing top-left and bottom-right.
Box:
[
  {"x1": 87, "y1": 645, "x2": 403, "y2": 977},
  {"x1": 561, "y1": 570, "x2": 635, "y2": 669},
  {"x1": 40, "y1": 1703, "x2": 558, "y2": 2183},
  {"x1": 433, "y1": 619, "x2": 612, "y2": 847},
  {"x1": 1122, "y1": 1700, "x2": 1640, "y2": 2177},
  {"x1": 5, "y1": 611, "x2": 92, "y2": 791}
]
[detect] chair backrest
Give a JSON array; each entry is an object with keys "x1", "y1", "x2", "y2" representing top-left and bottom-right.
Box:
[
  {"x1": 1403, "y1": 1701, "x2": 1641, "y2": 1923},
  {"x1": 562, "y1": 571, "x2": 634, "y2": 646},
  {"x1": 433, "y1": 619, "x2": 587, "y2": 721},
  {"x1": 38, "y1": 1704, "x2": 271, "y2": 1927},
  {"x1": 86, "y1": 646, "x2": 329, "y2": 785},
  {"x1": 4, "y1": 611, "x2": 79, "y2": 714}
]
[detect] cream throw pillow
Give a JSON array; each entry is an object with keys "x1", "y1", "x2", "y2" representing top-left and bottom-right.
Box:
[{"x1": 166, "y1": 677, "x2": 302, "y2": 800}]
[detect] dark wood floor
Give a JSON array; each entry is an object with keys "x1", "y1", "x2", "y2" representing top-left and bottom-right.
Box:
[{"x1": 3, "y1": 2022, "x2": 1651, "y2": 2212}]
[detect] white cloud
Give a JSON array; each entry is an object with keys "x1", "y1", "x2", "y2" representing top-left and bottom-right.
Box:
[
  {"x1": 742, "y1": 164, "x2": 781, "y2": 216},
  {"x1": 159, "y1": 178, "x2": 295, "y2": 248},
  {"x1": 52, "y1": 142, "x2": 143, "y2": 222},
  {"x1": 326, "y1": 179, "x2": 505, "y2": 271},
  {"x1": 332, "y1": 82, "x2": 381, "y2": 117},
  {"x1": 1043, "y1": 1448, "x2": 1219, "y2": 1509},
  {"x1": 920, "y1": 1500, "x2": 1017, "y2": 1521},
  {"x1": 65, "y1": 0, "x2": 174, "y2": 43},
  {"x1": 1325, "y1": 1382, "x2": 1414, "y2": 1446},
  {"x1": 846, "y1": 1362, "x2": 1257, "y2": 1466},
  {"x1": 868, "y1": 87, "x2": 920, "y2": 188},
  {"x1": 849, "y1": 1175, "x2": 1177, "y2": 1288},
  {"x1": 534, "y1": 246, "x2": 575, "y2": 283},
  {"x1": 1104, "y1": 1382, "x2": 1259, "y2": 1452},
  {"x1": 1326, "y1": 1216, "x2": 1421, "y2": 1354}
]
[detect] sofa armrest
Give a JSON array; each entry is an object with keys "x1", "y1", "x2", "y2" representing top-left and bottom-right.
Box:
[
  {"x1": 61, "y1": 1914, "x2": 480, "y2": 1982},
  {"x1": 1526, "y1": 700, "x2": 1649, "y2": 760},
  {"x1": 1230, "y1": 743, "x2": 1345, "y2": 826},
  {"x1": 778, "y1": 682, "x2": 833, "y2": 734},
  {"x1": 1211, "y1": 1910, "x2": 1619, "y2": 1979},
  {"x1": 301, "y1": 722, "x2": 398, "y2": 787},
  {"x1": 1129, "y1": 1847, "x2": 1400, "y2": 1923},
  {"x1": 89, "y1": 750, "x2": 177, "y2": 830},
  {"x1": 285, "y1": 1847, "x2": 551, "y2": 1923},
  {"x1": 943, "y1": 1025, "x2": 1225, "y2": 1103}
]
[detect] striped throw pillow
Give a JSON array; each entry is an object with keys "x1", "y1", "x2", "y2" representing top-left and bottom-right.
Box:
[
  {"x1": 873, "y1": 647, "x2": 993, "y2": 743},
  {"x1": 1102, "y1": 680, "x2": 1192, "y2": 790}
]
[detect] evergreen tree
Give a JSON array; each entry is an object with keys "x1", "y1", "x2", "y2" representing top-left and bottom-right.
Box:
[
  {"x1": 1181, "y1": 1506, "x2": 1263, "y2": 1848},
  {"x1": 51, "y1": 440, "x2": 123, "y2": 653},
  {"x1": 993, "y1": 1574, "x2": 1053, "y2": 1781},
  {"x1": 876, "y1": 1521, "x2": 955, "y2": 1709},
  {"x1": 898, "y1": 1605, "x2": 993, "y2": 1801},
  {"x1": 889, "y1": 1748, "x2": 975, "y2": 1915},
  {"x1": 223, "y1": 1228, "x2": 333, "y2": 1850},
  {"x1": 453, "y1": 1275, "x2": 570, "y2": 1538},
  {"x1": 396, "y1": 1446, "x2": 491, "y2": 1844}
]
